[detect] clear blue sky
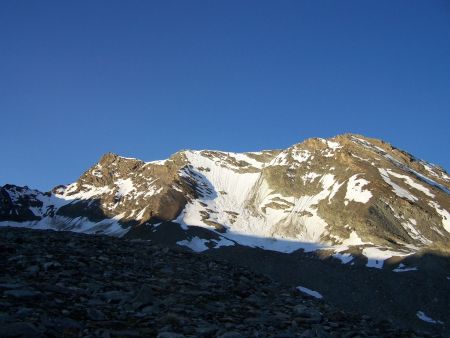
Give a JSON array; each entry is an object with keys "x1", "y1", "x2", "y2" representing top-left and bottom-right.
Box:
[{"x1": 1, "y1": 1, "x2": 449, "y2": 191}]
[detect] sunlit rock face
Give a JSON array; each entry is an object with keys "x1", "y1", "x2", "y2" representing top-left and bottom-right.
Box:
[{"x1": 1, "y1": 133, "x2": 449, "y2": 267}]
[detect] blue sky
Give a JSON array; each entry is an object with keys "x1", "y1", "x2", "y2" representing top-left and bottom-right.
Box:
[{"x1": 1, "y1": 1, "x2": 449, "y2": 191}]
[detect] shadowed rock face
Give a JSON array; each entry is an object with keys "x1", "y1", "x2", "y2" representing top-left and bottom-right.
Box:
[
  {"x1": 0, "y1": 133, "x2": 449, "y2": 262},
  {"x1": 1, "y1": 226, "x2": 435, "y2": 338}
]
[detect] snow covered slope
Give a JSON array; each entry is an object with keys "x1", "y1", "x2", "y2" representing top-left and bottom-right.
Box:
[{"x1": 1, "y1": 134, "x2": 449, "y2": 268}]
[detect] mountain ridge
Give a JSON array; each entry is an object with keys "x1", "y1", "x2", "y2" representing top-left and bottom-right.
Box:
[{"x1": 1, "y1": 133, "x2": 449, "y2": 269}]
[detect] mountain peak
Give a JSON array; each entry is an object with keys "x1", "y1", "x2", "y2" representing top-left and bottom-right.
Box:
[{"x1": 1, "y1": 134, "x2": 449, "y2": 269}]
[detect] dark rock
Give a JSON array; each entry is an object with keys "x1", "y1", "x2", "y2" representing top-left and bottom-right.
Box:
[
  {"x1": 157, "y1": 332, "x2": 185, "y2": 338},
  {"x1": 0, "y1": 283, "x2": 25, "y2": 289},
  {"x1": 195, "y1": 324, "x2": 219, "y2": 336},
  {"x1": 0, "y1": 227, "x2": 437, "y2": 338},
  {"x1": 87, "y1": 308, "x2": 107, "y2": 321},
  {"x1": 1, "y1": 322, "x2": 41, "y2": 337},
  {"x1": 3, "y1": 289, "x2": 41, "y2": 298},
  {"x1": 128, "y1": 284, "x2": 154, "y2": 309},
  {"x1": 99, "y1": 290, "x2": 128, "y2": 303},
  {"x1": 218, "y1": 332, "x2": 245, "y2": 338}
]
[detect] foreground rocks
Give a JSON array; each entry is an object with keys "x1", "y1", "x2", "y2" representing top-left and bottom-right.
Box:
[{"x1": 0, "y1": 227, "x2": 438, "y2": 337}]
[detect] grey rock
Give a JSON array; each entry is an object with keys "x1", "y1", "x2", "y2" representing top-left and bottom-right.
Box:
[
  {"x1": 25, "y1": 265, "x2": 39, "y2": 275},
  {"x1": 309, "y1": 325, "x2": 332, "y2": 338},
  {"x1": 157, "y1": 332, "x2": 186, "y2": 338},
  {"x1": 14, "y1": 307, "x2": 33, "y2": 317},
  {"x1": 129, "y1": 284, "x2": 154, "y2": 309},
  {"x1": 43, "y1": 261, "x2": 61, "y2": 271},
  {"x1": 1, "y1": 322, "x2": 41, "y2": 337},
  {"x1": 293, "y1": 304, "x2": 322, "y2": 320},
  {"x1": 41, "y1": 316, "x2": 83, "y2": 330},
  {"x1": 218, "y1": 332, "x2": 245, "y2": 338},
  {"x1": 195, "y1": 324, "x2": 219, "y2": 336},
  {"x1": 0, "y1": 226, "x2": 434, "y2": 338},
  {"x1": 99, "y1": 290, "x2": 128, "y2": 303},
  {"x1": 0, "y1": 283, "x2": 25, "y2": 289},
  {"x1": 3, "y1": 289, "x2": 41, "y2": 298},
  {"x1": 87, "y1": 308, "x2": 106, "y2": 321},
  {"x1": 108, "y1": 329, "x2": 142, "y2": 337}
]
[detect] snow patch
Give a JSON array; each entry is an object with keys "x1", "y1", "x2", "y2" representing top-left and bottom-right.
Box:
[
  {"x1": 296, "y1": 286, "x2": 323, "y2": 299},
  {"x1": 416, "y1": 311, "x2": 443, "y2": 325},
  {"x1": 342, "y1": 231, "x2": 367, "y2": 246},
  {"x1": 115, "y1": 178, "x2": 136, "y2": 197},
  {"x1": 428, "y1": 201, "x2": 450, "y2": 233},
  {"x1": 345, "y1": 175, "x2": 372, "y2": 203},
  {"x1": 177, "y1": 237, "x2": 210, "y2": 252},
  {"x1": 401, "y1": 220, "x2": 430, "y2": 244},
  {"x1": 387, "y1": 170, "x2": 434, "y2": 198},
  {"x1": 378, "y1": 168, "x2": 418, "y2": 202},
  {"x1": 362, "y1": 247, "x2": 411, "y2": 269},
  {"x1": 302, "y1": 172, "x2": 320, "y2": 183},
  {"x1": 393, "y1": 264, "x2": 418, "y2": 272},
  {"x1": 333, "y1": 252, "x2": 353, "y2": 264},
  {"x1": 211, "y1": 237, "x2": 236, "y2": 248},
  {"x1": 327, "y1": 140, "x2": 342, "y2": 150}
]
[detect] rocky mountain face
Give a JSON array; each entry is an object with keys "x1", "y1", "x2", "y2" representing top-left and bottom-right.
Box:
[
  {"x1": 2, "y1": 133, "x2": 450, "y2": 336},
  {"x1": 1, "y1": 134, "x2": 449, "y2": 268}
]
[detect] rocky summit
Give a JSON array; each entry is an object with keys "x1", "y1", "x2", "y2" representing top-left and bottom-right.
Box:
[
  {"x1": 0, "y1": 227, "x2": 437, "y2": 337},
  {"x1": 1, "y1": 133, "x2": 449, "y2": 336},
  {"x1": 1, "y1": 134, "x2": 449, "y2": 265}
]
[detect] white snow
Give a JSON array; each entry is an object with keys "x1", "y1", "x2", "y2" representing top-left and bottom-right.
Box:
[
  {"x1": 326, "y1": 140, "x2": 342, "y2": 150},
  {"x1": 291, "y1": 149, "x2": 311, "y2": 163},
  {"x1": 416, "y1": 311, "x2": 443, "y2": 325},
  {"x1": 409, "y1": 168, "x2": 450, "y2": 195},
  {"x1": 401, "y1": 220, "x2": 430, "y2": 244},
  {"x1": 345, "y1": 175, "x2": 372, "y2": 203},
  {"x1": 0, "y1": 214, "x2": 130, "y2": 237},
  {"x1": 362, "y1": 247, "x2": 411, "y2": 268},
  {"x1": 115, "y1": 178, "x2": 136, "y2": 197},
  {"x1": 378, "y1": 168, "x2": 418, "y2": 202},
  {"x1": 92, "y1": 169, "x2": 103, "y2": 178},
  {"x1": 228, "y1": 152, "x2": 267, "y2": 169},
  {"x1": 342, "y1": 231, "x2": 367, "y2": 246},
  {"x1": 270, "y1": 148, "x2": 310, "y2": 166},
  {"x1": 352, "y1": 136, "x2": 449, "y2": 194},
  {"x1": 387, "y1": 170, "x2": 434, "y2": 198},
  {"x1": 302, "y1": 172, "x2": 320, "y2": 184},
  {"x1": 296, "y1": 286, "x2": 323, "y2": 299},
  {"x1": 393, "y1": 264, "x2": 418, "y2": 272},
  {"x1": 328, "y1": 180, "x2": 344, "y2": 202},
  {"x1": 333, "y1": 252, "x2": 354, "y2": 264},
  {"x1": 332, "y1": 230, "x2": 371, "y2": 262},
  {"x1": 176, "y1": 235, "x2": 235, "y2": 252},
  {"x1": 147, "y1": 159, "x2": 168, "y2": 166},
  {"x1": 175, "y1": 152, "x2": 359, "y2": 254},
  {"x1": 428, "y1": 201, "x2": 450, "y2": 233},
  {"x1": 350, "y1": 153, "x2": 372, "y2": 163},
  {"x1": 61, "y1": 184, "x2": 113, "y2": 201},
  {"x1": 210, "y1": 236, "x2": 235, "y2": 248},
  {"x1": 177, "y1": 237, "x2": 210, "y2": 252},
  {"x1": 135, "y1": 207, "x2": 148, "y2": 221}
]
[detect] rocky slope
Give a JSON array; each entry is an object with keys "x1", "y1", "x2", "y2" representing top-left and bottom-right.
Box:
[
  {"x1": 0, "y1": 226, "x2": 438, "y2": 338},
  {"x1": 1, "y1": 133, "x2": 450, "y2": 335},
  {"x1": 1, "y1": 134, "x2": 449, "y2": 268}
]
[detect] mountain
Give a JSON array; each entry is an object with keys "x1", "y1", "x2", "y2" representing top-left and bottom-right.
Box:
[
  {"x1": 2, "y1": 133, "x2": 450, "y2": 335},
  {"x1": 1, "y1": 133, "x2": 449, "y2": 267}
]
